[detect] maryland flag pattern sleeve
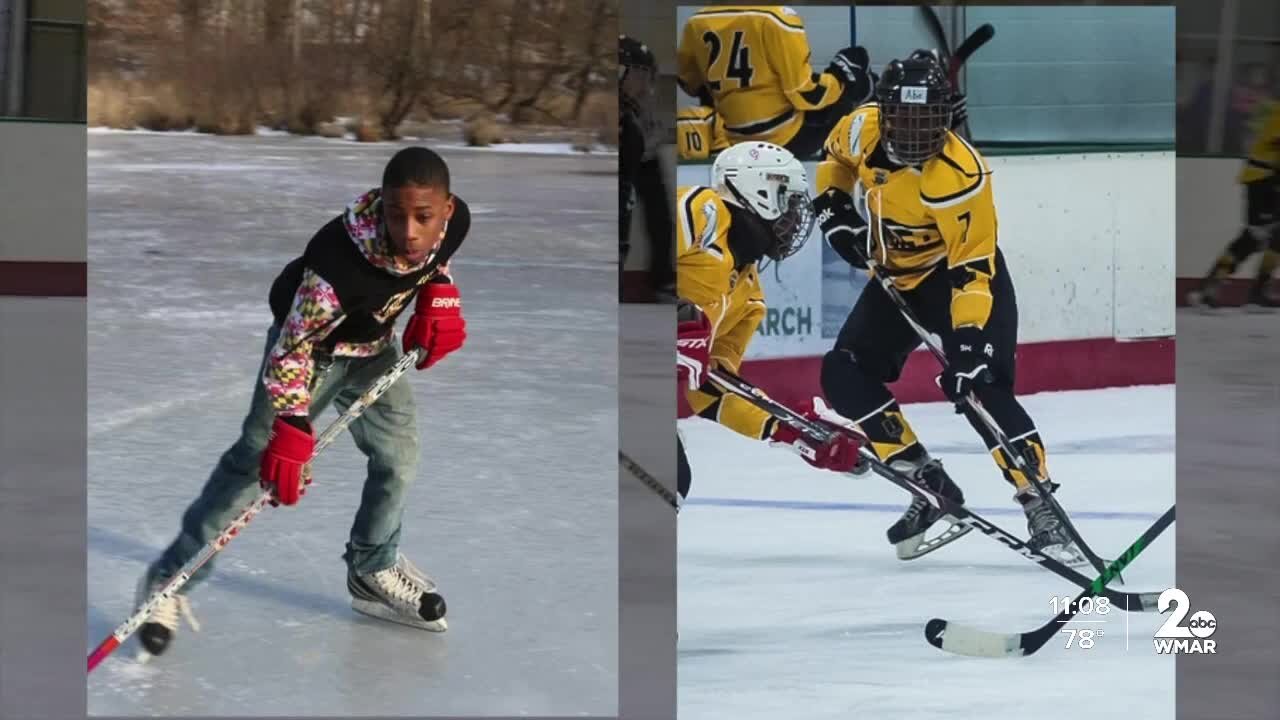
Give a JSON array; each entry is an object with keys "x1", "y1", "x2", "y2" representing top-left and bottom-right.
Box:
[
  {"x1": 264, "y1": 268, "x2": 345, "y2": 417},
  {"x1": 677, "y1": 185, "x2": 774, "y2": 441}
]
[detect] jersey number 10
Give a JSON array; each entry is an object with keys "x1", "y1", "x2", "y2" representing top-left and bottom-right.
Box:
[{"x1": 703, "y1": 31, "x2": 754, "y2": 90}]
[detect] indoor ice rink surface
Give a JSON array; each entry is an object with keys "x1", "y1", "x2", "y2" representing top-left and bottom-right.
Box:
[
  {"x1": 1175, "y1": 308, "x2": 1279, "y2": 719},
  {"x1": 678, "y1": 384, "x2": 1175, "y2": 720},
  {"x1": 86, "y1": 133, "x2": 617, "y2": 715}
]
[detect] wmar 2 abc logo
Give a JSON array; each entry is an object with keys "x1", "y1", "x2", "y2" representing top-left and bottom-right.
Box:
[{"x1": 1153, "y1": 588, "x2": 1217, "y2": 654}]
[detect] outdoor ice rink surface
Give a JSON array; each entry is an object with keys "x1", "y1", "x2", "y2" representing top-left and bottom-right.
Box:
[{"x1": 86, "y1": 133, "x2": 618, "y2": 716}]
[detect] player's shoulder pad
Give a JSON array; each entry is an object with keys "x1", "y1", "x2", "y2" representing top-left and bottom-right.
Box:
[
  {"x1": 920, "y1": 131, "x2": 991, "y2": 209},
  {"x1": 677, "y1": 184, "x2": 731, "y2": 250},
  {"x1": 774, "y1": 6, "x2": 805, "y2": 26},
  {"x1": 826, "y1": 104, "x2": 880, "y2": 165},
  {"x1": 695, "y1": 5, "x2": 804, "y2": 31}
]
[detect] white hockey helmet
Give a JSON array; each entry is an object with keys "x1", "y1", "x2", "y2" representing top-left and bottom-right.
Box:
[{"x1": 711, "y1": 141, "x2": 815, "y2": 261}]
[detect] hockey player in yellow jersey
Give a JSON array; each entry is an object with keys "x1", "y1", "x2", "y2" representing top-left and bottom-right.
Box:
[
  {"x1": 811, "y1": 52, "x2": 1084, "y2": 564},
  {"x1": 676, "y1": 6, "x2": 876, "y2": 160},
  {"x1": 675, "y1": 141, "x2": 865, "y2": 503},
  {"x1": 1190, "y1": 101, "x2": 1280, "y2": 308},
  {"x1": 676, "y1": 104, "x2": 730, "y2": 161}
]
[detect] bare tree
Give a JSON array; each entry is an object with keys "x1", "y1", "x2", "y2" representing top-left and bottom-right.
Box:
[{"x1": 90, "y1": 0, "x2": 618, "y2": 135}]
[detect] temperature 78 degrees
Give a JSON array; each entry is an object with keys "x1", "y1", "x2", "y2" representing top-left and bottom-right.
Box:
[{"x1": 1054, "y1": 595, "x2": 1111, "y2": 649}]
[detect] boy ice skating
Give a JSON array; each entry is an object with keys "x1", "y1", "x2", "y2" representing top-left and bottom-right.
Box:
[{"x1": 136, "y1": 146, "x2": 471, "y2": 656}]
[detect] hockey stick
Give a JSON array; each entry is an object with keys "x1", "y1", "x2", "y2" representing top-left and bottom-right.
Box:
[
  {"x1": 950, "y1": 23, "x2": 995, "y2": 83},
  {"x1": 87, "y1": 348, "x2": 424, "y2": 673},
  {"x1": 920, "y1": 9, "x2": 994, "y2": 138},
  {"x1": 924, "y1": 504, "x2": 1175, "y2": 657},
  {"x1": 704, "y1": 369, "x2": 1162, "y2": 611},
  {"x1": 859, "y1": 187, "x2": 1114, "y2": 580},
  {"x1": 619, "y1": 449, "x2": 680, "y2": 511}
]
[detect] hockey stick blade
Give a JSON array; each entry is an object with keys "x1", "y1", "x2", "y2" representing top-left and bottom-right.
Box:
[
  {"x1": 924, "y1": 505, "x2": 1175, "y2": 658},
  {"x1": 705, "y1": 369, "x2": 1161, "y2": 610},
  {"x1": 88, "y1": 350, "x2": 423, "y2": 673}
]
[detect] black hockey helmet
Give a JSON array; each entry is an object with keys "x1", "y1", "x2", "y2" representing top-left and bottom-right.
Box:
[
  {"x1": 876, "y1": 54, "x2": 953, "y2": 165},
  {"x1": 619, "y1": 35, "x2": 656, "y2": 81}
]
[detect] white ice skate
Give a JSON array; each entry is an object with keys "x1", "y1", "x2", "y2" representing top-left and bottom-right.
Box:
[
  {"x1": 133, "y1": 574, "x2": 201, "y2": 661},
  {"x1": 1018, "y1": 490, "x2": 1089, "y2": 567},
  {"x1": 347, "y1": 552, "x2": 447, "y2": 632}
]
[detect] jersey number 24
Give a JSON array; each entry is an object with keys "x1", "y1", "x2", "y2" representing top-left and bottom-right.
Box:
[{"x1": 703, "y1": 31, "x2": 754, "y2": 90}]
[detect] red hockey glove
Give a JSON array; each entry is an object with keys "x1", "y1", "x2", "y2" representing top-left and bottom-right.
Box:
[
  {"x1": 770, "y1": 412, "x2": 866, "y2": 474},
  {"x1": 260, "y1": 417, "x2": 315, "y2": 506},
  {"x1": 677, "y1": 300, "x2": 712, "y2": 391},
  {"x1": 403, "y1": 282, "x2": 467, "y2": 370}
]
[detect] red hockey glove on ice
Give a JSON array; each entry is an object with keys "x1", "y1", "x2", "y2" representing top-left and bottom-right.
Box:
[
  {"x1": 261, "y1": 417, "x2": 315, "y2": 506},
  {"x1": 676, "y1": 300, "x2": 712, "y2": 391},
  {"x1": 769, "y1": 410, "x2": 866, "y2": 474},
  {"x1": 403, "y1": 282, "x2": 467, "y2": 370}
]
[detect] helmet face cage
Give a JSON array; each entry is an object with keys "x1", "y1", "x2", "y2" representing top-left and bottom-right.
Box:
[
  {"x1": 712, "y1": 143, "x2": 814, "y2": 262},
  {"x1": 768, "y1": 184, "x2": 815, "y2": 261},
  {"x1": 877, "y1": 59, "x2": 952, "y2": 165},
  {"x1": 619, "y1": 35, "x2": 656, "y2": 85}
]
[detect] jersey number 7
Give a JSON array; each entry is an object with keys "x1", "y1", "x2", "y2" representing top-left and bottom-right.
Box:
[{"x1": 703, "y1": 30, "x2": 754, "y2": 91}]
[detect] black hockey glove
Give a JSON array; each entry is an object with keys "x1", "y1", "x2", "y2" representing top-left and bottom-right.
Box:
[
  {"x1": 939, "y1": 326, "x2": 995, "y2": 409},
  {"x1": 826, "y1": 46, "x2": 876, "y2": 106},
  {"x1": 814, "y1": 187, "x2": 869, "y2": 269}
]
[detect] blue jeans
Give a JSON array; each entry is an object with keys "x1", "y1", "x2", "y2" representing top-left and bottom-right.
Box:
[{"x1": 149, "y1": 325, "x2": 420, "y2": 591}]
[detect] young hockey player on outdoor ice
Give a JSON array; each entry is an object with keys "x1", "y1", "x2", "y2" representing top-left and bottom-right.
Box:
[
  {"x1": 134, "y1": 146, "x2": 470, "y2": 657},
  {"x1": 811, "y1": 52, "x2": 1086, "y2": 565}
]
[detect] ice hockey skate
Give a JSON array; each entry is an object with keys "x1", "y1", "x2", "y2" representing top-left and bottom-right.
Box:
[
  {"x1": 885, "y1": 458, "x2": 972, "y2": 560},
  {"x1": 133, "y1": 573, "x2": 200, "y2": 661},
  {"x1": 347, "y1": 552, "x2": 448, "y2": 632},
  {"x1": 1016, "y1": 487, "x2": 1088, "y2": 566}
]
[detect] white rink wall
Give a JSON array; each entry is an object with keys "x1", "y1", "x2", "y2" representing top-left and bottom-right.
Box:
[
  {"x1": 676, "y1": 152, "x2": 1176, "y2": 360},
  {"x1": 0, "y1": 121, "x2": 86, "y2": 262}
]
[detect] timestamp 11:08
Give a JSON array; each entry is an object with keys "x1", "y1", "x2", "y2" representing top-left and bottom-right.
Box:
[
  {"x1": 1053, "y1": 596, "x2": 1111, "y2": 650},
  {"x1": 1051, "y1": 596, "x2": 1112, "y2": 615}
]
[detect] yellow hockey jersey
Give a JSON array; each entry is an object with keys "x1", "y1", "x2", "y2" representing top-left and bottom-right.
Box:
[
  {"x1": 677, "y1": 185, "x2": 776, "y2": 440},
  {"x1": 677, "y1": 5, "x2": 844, "y2": 148},
  {"x1": 816, "y1": 104, "x2": 999, "y2": 331},
  {"x1": 1239, "y1": 102, "x2": 1280, "y2": 184},
  {"x1": 676, "y1": 105, "x2": 731, "y2": 161}
]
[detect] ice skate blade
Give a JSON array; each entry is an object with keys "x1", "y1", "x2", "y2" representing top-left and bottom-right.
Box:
[
  {"x1": 1040, "y1": 545, "x2": 1104, "y2": 573},
  {"x1": 894, "y1": 515, "x2": 972, "y2": 561},
  {"x1": 351, "y1": 599, "x2": 448, "y2": 632}
]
